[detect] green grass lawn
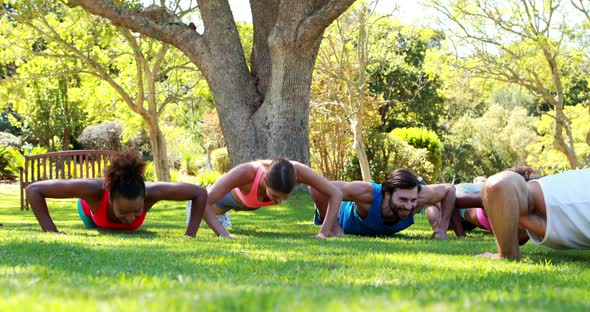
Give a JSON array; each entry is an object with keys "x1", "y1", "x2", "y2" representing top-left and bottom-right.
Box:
[{"x1": 1, "y1": 184, "x2": 589, "y2": 311}]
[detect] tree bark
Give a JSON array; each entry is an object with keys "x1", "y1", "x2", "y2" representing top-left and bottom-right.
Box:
[
  {"x1": 351, "y1": 118, "x2": 372, "y2": 181},
  {"x1": 146, "y1": 121, "x2": 171, "y2": 181},
  {"x1": 68, "y1": 0, "x2": 356, "y2": 166}
]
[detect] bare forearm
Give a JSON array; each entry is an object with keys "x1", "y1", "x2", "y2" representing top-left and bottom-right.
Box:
[
  {"x1": 27, "y1": 192, "x2": 58, "y2": 232},
  {"x1": 450, "y1": 210, "x2": 465, "y2": 237},
  {"x1": 185, "y1": 189, "x2": 207, "y2": 237},
  {"x1": 481, "y1": 172, "x2": 525, "y2": 260},
  {"x1": 202, "y1": 204, "x2": 231, "y2": 237},
  {"x1": 433, "y1": 185, "x2": 456, "y2": 238},
  {"x1": 318, "y1": 196, "x2": 342, "y2": 236},
  {"x1": 456, "y1": 193, "x2": 483, "y2": 208}
]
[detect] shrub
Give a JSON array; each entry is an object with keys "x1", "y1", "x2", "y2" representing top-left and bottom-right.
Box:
[
  {"x1": 389, "y1": 127, "x2": 442, "y2": 179},
  {"x1": 211, "y1": 148, "x2": 231, "y2": 173},
  {"x1": 169, "y1": 168, "x2": 181, "y2": 182},
  {"x1": 79, "y1": 121, "x2": 123, "y2": 151},
  {"x1": 196, "y1": 170, "x2": 222, "y2": 188},
  {"x1": 342, "y1": 133, "x2": 436, "y2": 183},
  {"x1": 144, "y1": 161, "x2": 157, "y2": 182},
  {"x1": 386, "y1": 135, "x2": 435, "y2": 182},
  {"x1": 181, "y1": 153, "x2": 207, "y2": 176},
  {"x1": 341, "y1": 130, "x2": 390, "y2": 181},
  {"x1": 22, "y1": 144, "x2": 49, "y2": 156},
  {"x1": 0, "y1": 147, "x2": 23, "y2": 180},
  {"x1": 0, "y1": 132, "x2": 20, "y2": 149}
]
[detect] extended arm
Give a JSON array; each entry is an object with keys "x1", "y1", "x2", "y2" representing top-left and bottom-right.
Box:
[
  {"x1": 25, "y1": 179, "x2": 103, "y2": 232},
  {"x1": 418, "y1": 184, "x2": 457, "y2": 239},
  {"x1": 202, "y1": 164, "x2": 256, "y2": 238},
  {"x1": 293, "y1": 162, "x2": 343, "y2": 238},
  {"x1": 145, "y1": 182, "x2": 208, "y2": 237},
  {"x1": 480, "y1": 172, "x2": 528, "y2": 260}
]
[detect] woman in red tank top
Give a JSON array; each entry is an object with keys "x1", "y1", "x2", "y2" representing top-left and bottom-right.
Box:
[
  {"x1": 26, "y1": 151, "x2": 207, "y2": 237},
  {"x1": 194, "y1": 158, "x2": 344, "y2": 239}
]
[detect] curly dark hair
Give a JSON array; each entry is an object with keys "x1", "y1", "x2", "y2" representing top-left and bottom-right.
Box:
[
  {"x1": 266, "y1": 158, "x2": 296, "y2": 193},
  {"x1": 382, "y1": 169, "x2": 421, "y2": 195},
  {"x1": 508, "y1": 166, "x2": 541, "y2": 182},
  {"x1": 104, "y1": 151, "x2": 146, "y2": 199}
]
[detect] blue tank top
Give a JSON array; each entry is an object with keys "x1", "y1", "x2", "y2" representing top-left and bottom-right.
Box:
[{"x1": 338, "y1": 182, "x2": 414, "y2": 236}]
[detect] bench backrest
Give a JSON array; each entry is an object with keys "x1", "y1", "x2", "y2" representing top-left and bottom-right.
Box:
[{"x1": 19, "y1": 150, "x2": 117, "y2": 210}]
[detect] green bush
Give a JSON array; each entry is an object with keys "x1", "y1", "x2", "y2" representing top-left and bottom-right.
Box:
[
  {"x1": 181, "y1": 153, "x2": 209, "y2": 176},
  {"x1": 386, "y1": 134, "x2": 435, "y2": 182},
  {"x1": 144, "y1": 161, "x2": 157, "y2": 182},
  {"x1": 337, "y1": 133, "x2": 436, "y2": 183},
  {"x1": 211, "y1": 148, "x2": 231, "y2": 173},
  {"x1": 22, "y1": 144, "x2": 49, "y2": 156},
  {"x1": 169, "y1": 168, "x2": 181, "y2": 182},
  {"x1": 0, "y1": 147, "x2": 23, "y2": 180},
  {"x1": 196, "y1": 170, "x2": 222, "y2": 188},
  {"x1": 342, "y1": 130, "x2": 391, "y2": 182},
  {"x1": 390, "y1": 127, "x2": 442, "y2": 180}
]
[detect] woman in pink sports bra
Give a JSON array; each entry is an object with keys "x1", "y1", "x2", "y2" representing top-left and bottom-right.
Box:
[
  {"x1": 25, "y1": 151, "x2": 207, "y2": 237},
  {"x1": 425, "y1": 166, "x2": 539, "y2": 243},
  {"x1": 196, "y1": 158, "x2": 343, "y2": 239}
]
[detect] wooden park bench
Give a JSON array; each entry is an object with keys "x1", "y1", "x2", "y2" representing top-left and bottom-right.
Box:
[{"x1": 19, "y1": 150, "x2": 117, "y2": 210}]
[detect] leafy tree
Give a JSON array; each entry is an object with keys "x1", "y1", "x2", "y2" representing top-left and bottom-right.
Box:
[
  {"x1": 390, "y1": 127, "x2": 442, "y2": 180},
  {"x1": 430, "y1": 0, "x2": 589, "y2": 168},
  {"x1": 1, "y1": 1, "x2": 206, "y2": 181},
  {"x1": 443, "y1": 104, "x2": 538, "y2": 183},
  {"x1": 527, "y1": 104, "x2": 590, "y2": 173},
  {"x1": 0, "y1": 104, "x2": 23, "y2": 135},
  {"x1": 313, "y1": 0, "x2": 388, "y2": 181},
  {"x1": 66, "y1": 0, "x2": 356, "y2": 166},
  {"x1": 368, "y1": 27, "x2": 446, "y2": 134}
]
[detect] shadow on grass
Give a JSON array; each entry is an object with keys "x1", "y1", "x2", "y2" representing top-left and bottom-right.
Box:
[{"x1": 1, "y1": 238, "x2": 589, "y2": 311}]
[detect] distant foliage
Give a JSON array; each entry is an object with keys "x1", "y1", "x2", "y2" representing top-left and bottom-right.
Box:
[
  {"x1": 342, "y1": 130, "x2": 390, "y2": 182},
  {"x1": 342, "y1": 130, "x2": 436, "y2": 182},
  {"x1": 442, "y1": 104, "x2": 537, "y2": 182},
  {"x1": 181, "y1": 153, "x2": 204, "y2": 176},
  {"x1": 390, "y1": 127, "x2": 442, "y2": 178},
  {"x1": 526, "y1": 104, "x2": 590, "y2": 174},
  {"x1": 211, "y1": 148, "x2": 231, "y2": 173},
  {"x1": 386, "y1": 134, "x2": 435, "y2": 182},
  {"x1": 196, "y1": 170, "x2": 222, "y2": 188},
  {"x1": 143, "y1": 161, "x2": 156, "y2": 182},
  {"x1": 79, "y1": 121, "x2": 123, "y2": 151},
  {"x1": 0, "y1": 147, "x2": 23, "y2": 180}
]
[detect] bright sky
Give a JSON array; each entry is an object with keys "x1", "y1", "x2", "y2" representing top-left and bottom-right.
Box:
[{"x1": 228, "y1": 0, "x2": 432, "y2": 25}]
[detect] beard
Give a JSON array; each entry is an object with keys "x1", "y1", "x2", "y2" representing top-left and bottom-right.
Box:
[{"x1": 389, "y1": 197, "x2": 415, "y2": 220}]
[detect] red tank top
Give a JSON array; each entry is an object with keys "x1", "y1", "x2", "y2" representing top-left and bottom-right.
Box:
[{"x1": 81, "y1": 190, "x2": 146, "y2": 230}]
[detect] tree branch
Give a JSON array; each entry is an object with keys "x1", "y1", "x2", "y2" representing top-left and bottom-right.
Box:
[
  {"x1": 67, "y1": 0, "x2": 209, "y2": 62},
  {"x1": 297, "y1": 0, "x2": 356, "y2": 45}
]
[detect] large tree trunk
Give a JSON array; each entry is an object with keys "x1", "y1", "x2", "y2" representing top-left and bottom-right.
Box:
[
  {"x1": 62, "y1": 127, "x2": 71, "y2": 150},
  {"x1": 250, "y1": 34, "x2": 322, "y2": 164},
  {"x1": 68, "y1": 0, "x2": 356, "y2": 166},
  {"x1": 552, "y1": 105, "x2": 579, "y2": 168},
  {"x1": 146, "y1": 121, "x2": 171, "y2": 181},
  {"x1": 544, "y1": 49, "x2": 579, "y2": 169}
]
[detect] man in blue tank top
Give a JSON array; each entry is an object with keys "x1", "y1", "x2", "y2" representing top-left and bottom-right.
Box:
[{"x1": 311, "y1": 169, "x2": 457, "y2": 239}]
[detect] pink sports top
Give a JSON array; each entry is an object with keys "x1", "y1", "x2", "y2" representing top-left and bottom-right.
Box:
[
  {"x1": 80, "y1": 190, "x2": 146, "y2": 230},
  {"x1": 234, "y1": 165, "x2": 274, "y2": 209}
]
